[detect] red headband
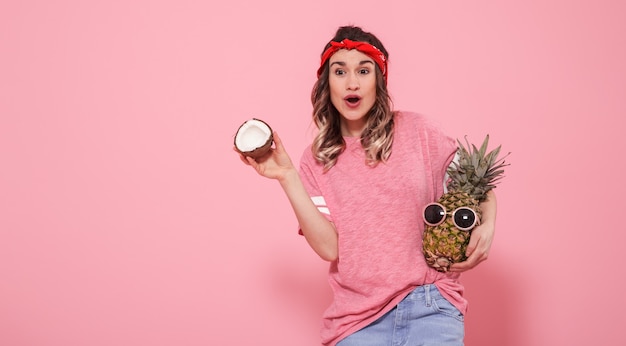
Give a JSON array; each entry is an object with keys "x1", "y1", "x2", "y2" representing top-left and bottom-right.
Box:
[{"x1": 317, "y1": 39, "x2": 388, "y2": 82}]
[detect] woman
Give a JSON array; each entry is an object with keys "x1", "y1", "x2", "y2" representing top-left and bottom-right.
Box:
[{"x1": 237, "y1": 25, "x2": 497, "y2": 346}]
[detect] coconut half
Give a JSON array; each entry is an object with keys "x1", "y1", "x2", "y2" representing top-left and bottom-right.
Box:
[{"x1": 234, "y1": 118, "x2": 274, "y2": 159}]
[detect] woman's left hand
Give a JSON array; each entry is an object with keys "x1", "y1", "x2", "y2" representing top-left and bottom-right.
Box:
[
  {"x1": 448, "y1": 221, "x2": 494, "y2": 272},
  {"x1": 449, "y1": 190, "x2": 497, "y2": 272}
]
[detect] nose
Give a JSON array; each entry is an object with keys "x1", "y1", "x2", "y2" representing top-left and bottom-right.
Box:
[{"x1": 346, "y1": 72, "x2": 360, "y2": 90}]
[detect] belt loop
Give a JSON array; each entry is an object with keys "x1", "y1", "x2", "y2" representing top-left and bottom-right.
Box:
[{"x1": 425, "y1": 284, "x2": 432, "y2": 307}]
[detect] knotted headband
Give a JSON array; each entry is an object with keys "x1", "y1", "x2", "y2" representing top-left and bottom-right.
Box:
[{"x1": 317, "y1": 39, "x2": 388, "y2": 82}]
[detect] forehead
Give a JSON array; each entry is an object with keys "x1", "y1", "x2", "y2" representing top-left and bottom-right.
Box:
[{"x1": 328, "y1": 49, "x2": 373, "y2": 64}]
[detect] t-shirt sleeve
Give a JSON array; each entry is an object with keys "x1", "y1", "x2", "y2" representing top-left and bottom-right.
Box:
[
  {"x1": 440, "y1": 134, "x2": 459, "y2": 188},
  {"x1": 429, "y1": 119, "x2": 457, "y2": 175},
  {"x1": 297, "y1": 149, "x2": 333, "y2": 235},
  {"x1": 413, "y1": 113, "x2": 458, "y2": 196},
  {"x1": 443, "y1": 151, "x2": 460, "y2": 193}
]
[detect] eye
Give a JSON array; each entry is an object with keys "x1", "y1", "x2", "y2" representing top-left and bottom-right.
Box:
[
  {"x1": 334, "y1": 69, "x2": 345, "y2": 75},
  {"x1": 359, "y1": 68, "x2": 370, "y2": 74}
]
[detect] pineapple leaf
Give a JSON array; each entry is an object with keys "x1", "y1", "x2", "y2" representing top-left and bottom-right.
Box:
[
  {"x1": 477, "y1": 134, "x2": 490, "y2": 159},
  {"x1": 449, "y1": 135, "x2": 511, "y2": 201}
]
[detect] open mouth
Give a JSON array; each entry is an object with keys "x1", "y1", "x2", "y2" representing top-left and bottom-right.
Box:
[{"x1": 345, "y1": 96, "x2": 361, "y2": 105}]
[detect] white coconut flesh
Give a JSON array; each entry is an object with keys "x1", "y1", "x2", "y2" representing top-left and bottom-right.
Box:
[{"x1": 235, "y1": 119, "x2": 272, "y2": 153}]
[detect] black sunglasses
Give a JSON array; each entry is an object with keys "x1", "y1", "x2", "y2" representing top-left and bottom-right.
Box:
[{"x1": 423, "y1": 203, "x2": 478, "y2": 231}]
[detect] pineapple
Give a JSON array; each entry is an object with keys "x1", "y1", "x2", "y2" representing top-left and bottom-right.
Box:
[{"x1": 422, "y1": 135, "x2": 509, "y2": 272}]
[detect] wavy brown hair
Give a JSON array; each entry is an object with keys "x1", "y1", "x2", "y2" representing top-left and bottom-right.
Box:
[{"x1": 311, "y1": 25, "x2": 395, "y2": 171}]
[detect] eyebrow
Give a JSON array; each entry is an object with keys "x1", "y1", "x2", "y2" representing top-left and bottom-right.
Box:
[{"x1": 330, "y1": 60, "x2": 375, "y2": 67}]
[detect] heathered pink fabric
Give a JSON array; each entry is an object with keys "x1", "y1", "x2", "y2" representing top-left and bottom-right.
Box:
[{"x1": 298, "y1": 112, "x2": 464, "y2": 346}]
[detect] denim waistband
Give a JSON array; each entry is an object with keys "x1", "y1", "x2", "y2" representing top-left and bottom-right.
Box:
[{"x1": 404, "y1": 284, "x2": 441, "y2": 305}]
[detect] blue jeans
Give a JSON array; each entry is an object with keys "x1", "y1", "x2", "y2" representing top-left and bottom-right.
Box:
[{"x1": 336, "y1": 284, "x2": 464, "y2": 346}]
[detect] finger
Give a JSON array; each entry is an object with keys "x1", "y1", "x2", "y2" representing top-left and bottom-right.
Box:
[
  {"x1": 236, "y1": 150, "x2": 253, "y2": 165},
  {"x1": 237, "y1": 154, "x2": 249, "y2": 165},
  {"x1": 465, "y1": 237, "x2": 478, "y2": 258},
  {"x1": 448, "y1": 262, "x2": 468, "y2": 272},
  {"x1": 246, "y1": 155, "x2": 257, "y2": 167},
  {"x1": 464, "y1": 227, "x2": 485, "y2": 257},
  {"x1": 449, "y1": 244, "x2": 484, "y2": 272},
  {"x1": 448, "y1": 263, "x2": 468, "y2": 272},
  {"x1": 272, "y1": 131, "x2": 285, "y2": 152},
  {"x1": 234, "y1": 146, "x2": 250, "y2": 164},
  {"x1": 456, "y1": 248, "x2": 488, "y2": 272},
  {"x1": 449, "y1": 257, "x2": 477, "y2": 272}
]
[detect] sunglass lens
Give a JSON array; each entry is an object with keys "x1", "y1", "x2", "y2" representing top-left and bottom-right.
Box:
[
  {"x1": 454, "y1": 208, "x2": 476, "y2": 230},
  {"x1": 424, "y1": 204, "x2": 445, "y2": 225}
]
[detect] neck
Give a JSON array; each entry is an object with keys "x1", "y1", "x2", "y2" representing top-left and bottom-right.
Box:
[{"x1": 341, "y1": 119, "x2": 366, "y2": 137}]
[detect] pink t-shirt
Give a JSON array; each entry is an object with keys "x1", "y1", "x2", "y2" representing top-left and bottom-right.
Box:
[{"x1": 298, "y1": 111, "x2": 464, "y2": 346}]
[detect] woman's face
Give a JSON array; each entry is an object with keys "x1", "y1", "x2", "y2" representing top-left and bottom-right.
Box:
[{"x1": 328, "y1": 49, "x2": 377, "y2": 137}]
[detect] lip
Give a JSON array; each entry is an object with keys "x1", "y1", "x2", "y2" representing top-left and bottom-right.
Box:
[{"x1": 344, "y1": 94, "x2": 362, "y2": 108}]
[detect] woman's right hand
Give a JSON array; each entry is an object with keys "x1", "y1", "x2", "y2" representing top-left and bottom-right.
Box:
[
  {"x1": 235, "y1": 131, "x2": 339, "y2": 261},
  {"x1": 235, "y1": 131, "x2": 296, "y2": 181}
]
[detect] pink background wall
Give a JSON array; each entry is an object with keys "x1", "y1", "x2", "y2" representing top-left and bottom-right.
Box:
[{"x1": 2, "y1": 1, "x2": 625, "y2": 345}]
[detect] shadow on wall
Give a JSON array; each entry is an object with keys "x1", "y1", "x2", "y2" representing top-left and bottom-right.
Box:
[{"x1": 462, "y1": 258, "x2": 527, "y2": 346}]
